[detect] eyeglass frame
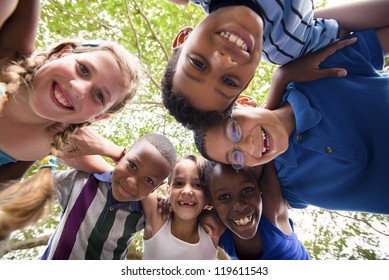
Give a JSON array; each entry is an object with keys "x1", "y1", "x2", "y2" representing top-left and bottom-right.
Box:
[{"x1": 226, "y1": 116, "x2": 245, "y2": 172}]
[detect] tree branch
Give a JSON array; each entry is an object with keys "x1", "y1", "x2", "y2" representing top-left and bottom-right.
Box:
[{"x1": 0, "y1": 235, "x2": 50, "y2": 258}]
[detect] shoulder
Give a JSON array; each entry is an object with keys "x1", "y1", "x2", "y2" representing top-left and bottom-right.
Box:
[{"x1": 54, "y1": 169, "x2": 92, "y2": 189}]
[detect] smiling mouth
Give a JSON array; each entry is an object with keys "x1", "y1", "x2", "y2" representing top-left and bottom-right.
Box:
[
  {"x1": 179, "y1": 201, "x2": 196, "y2": 206},
  {"x1": 262, "y1": 129, "x2": 270, "y2": 153},
  {"x1": 219, "y1": 31, "x2": 249, "y2": 52},
  {"x1": 53, "y1": 82, "x2": 73, "y2": 109},
  {"x1": 233, "y1": 214, "x2": 253, "y2": 226}
]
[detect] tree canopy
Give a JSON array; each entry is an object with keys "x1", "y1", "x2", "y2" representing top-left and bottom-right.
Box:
[{"x1": 1, "y1": 0, "x2": 388, "y2": 260}]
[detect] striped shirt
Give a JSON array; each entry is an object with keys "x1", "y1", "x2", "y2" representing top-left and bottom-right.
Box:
[
  {"x1": 191, "y1": 0, "x2": 340, "y2": 64},
  {"x1": 41, "y1": 170, "x2": 145, "y2": 260}
]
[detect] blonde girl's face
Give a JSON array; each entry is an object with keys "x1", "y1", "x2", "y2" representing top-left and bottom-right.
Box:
[
  {"x1": 168, "y1": 159, "x2": 206, "y2": 221},
  {"x1": 30, "y1": 50, "x2": 127, "y2": 124}
]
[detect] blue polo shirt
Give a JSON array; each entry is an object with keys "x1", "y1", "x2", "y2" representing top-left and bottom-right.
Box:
[
  {"x1": 220, "y1": 216, "x2": 310, "y2": 260},
  {"x1": 275, "y1": 29, "x2": 389, "y2": 214}
]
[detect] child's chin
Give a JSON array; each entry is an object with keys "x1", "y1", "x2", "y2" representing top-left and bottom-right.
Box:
[{"x1": 230, "y1": 220, "x2": 258, "y2": 239}]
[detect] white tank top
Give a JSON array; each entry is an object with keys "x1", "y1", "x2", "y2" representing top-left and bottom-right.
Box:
[{"x1": 142, "y1": 218, "x2": 217, "y2": 259}]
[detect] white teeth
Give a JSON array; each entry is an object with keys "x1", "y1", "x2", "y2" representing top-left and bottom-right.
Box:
[
  {"x1": 54, "y1": 86, "x2": 72, "y2": 108},
  {"x1": 262, "y1": 129, "x2": 270, "y2": 153},
  {"x1": 179, "y1": 201, "x2": 195, "y2": 206},
  {"x1": 220, "y1": 31, "x2": 248, "y2": 52},
  {"x1": 234, "y1": 214, "x2": 252, "y2": 226}
]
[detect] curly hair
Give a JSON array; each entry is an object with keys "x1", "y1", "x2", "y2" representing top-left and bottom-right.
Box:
[{"x1": 161, "y1": 47, "x2": 234, "y2": 131}]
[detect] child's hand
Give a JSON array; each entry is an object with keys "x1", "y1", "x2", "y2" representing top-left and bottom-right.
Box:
[
  {"x1": 58, "y1": 127, "x2": 120, "y2": 159},
  {"x1": 265, "y1": 37, "x2": 357, "y2": 110},
  {"x1": 199, "y1": 209, "x2": 225, "y2": 246},
  {"x1": 157, "y1": 195, "x2": 172, "y2": 221},
  {"x1": 277, "y1": 37, "x2": 358, "y2": 82}
]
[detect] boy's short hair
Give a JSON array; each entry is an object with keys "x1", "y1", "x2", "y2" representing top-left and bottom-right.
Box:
[
  {"x1": 161, "y1": 48, "x2": 233, "y2": 131},
  {"x1": 132, "y1": 133, "x2": 177, "y2": 168}
]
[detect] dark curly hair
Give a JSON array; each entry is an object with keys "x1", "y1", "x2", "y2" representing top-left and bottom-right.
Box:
[{"x1": 161, "y1": 47, "x2": 234, "y2": 131}]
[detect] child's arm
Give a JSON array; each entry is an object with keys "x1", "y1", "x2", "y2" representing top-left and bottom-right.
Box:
[
  {"x1": 259, "y1": 161, "x2": 292, "y2": 234},
  {"x1": 58, "y1": 126, "x2": 127, "y2": 173},
  {"x1": 59, "y1": 127, "x2": 126, "y2": 163},
  {"x1": 141, "y1": 192, "x2": 167, "y2": 240},
  {"x1": 265, "y1": 37, "x2": 357, "y2": 110},
  {"x1": 0, "y1": 0, "x2": 40, "y2": 60},
  {"x1": 314, "y1": 0, "x2": 389, "y2": 38},
  {"x1": 198, "y1": 208, "x2": 225, "y2": 247}
]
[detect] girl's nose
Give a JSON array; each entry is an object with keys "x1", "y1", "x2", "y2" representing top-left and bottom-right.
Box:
[
  {"x1": 181, "y1": 184, "x2": 194, "y2": 195},
  {"x1": 70, "y1": 80, "x2": 91, "y2": 99}
]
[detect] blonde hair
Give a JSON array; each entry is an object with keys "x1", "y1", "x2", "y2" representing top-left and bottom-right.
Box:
[
  {"x1": 0, "y1": 168, "x2": 54, "y2": 241},
  {"x1": 0, "y1": 39, "x2": 143, "y2": 240}
]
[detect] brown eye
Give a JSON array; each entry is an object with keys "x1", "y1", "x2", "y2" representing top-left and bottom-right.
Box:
[{"x1": 188, "y1": 56, "x2": 206, "y2": 70}]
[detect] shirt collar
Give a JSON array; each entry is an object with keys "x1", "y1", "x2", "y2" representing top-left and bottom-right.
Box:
[
  {"x1": 93, "y1": 170, "x2": 113, "y2": 183},
  {"x1": 276, "y1": 85, "x2": 322, "y2": 167},
  {"x1": 93, "y1": 170, "x2": 143, "y2": 212}
]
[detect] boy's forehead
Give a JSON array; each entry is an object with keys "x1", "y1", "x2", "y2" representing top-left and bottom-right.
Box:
[
  {"x1": 211, "y1": 164, "x2": 256, "y2": 184},
  {"x1": 129, "y1": 142, "x2": 165, "y2": 163}
]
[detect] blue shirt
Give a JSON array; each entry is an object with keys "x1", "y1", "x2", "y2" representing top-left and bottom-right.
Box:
[
  {"x1": 0, "y1": 150, "x2": 17, "y2": 165},
  {"x1": 220, "y1": 216, "x2": 310, "y2": 260},
  {"x1": 190, "y1": 0, "x2": 339, "y2": 64},
  {"x1": 275, "y1": 29, "x2": 389, "y2": 214}
]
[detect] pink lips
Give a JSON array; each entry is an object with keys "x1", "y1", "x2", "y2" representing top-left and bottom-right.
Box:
[
  {"x1": 51, "y1": 82, "x2": 74, "y2": 110},
  {"x1": 219, "y1": 26, "x2": 254, "y2": 54}
]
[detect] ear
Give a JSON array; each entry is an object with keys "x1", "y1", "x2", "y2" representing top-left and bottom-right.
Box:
[
  {"x1": 204, "y1": 205, "x2": 214, "y2": 211},
  {"x1": 88, "y1": 113, "x2": 111, "y2": 123},
  {"x1": 49, "y1": 44, "x2": 74, "y2": 60},
  {"x1": 172, "y1": 27, "x2": 193, "y2": 49},
  {"x1": 235, "y1": 94, "x2": 258, "y2": 108}
]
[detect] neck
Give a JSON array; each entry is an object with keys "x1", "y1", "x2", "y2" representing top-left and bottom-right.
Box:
[
  {"x1": 170, "y1": 216, "x2": 199, "y2": 244},
  {"x1": 232, "y1": 232, "x2": 263, "y2": 260},
  {"x1": 274, "y1": 102, "x2": 296, "y2": 137}
]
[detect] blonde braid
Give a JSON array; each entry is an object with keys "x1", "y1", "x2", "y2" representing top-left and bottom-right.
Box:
[
  {"x1": 0, "y1": 52, "x2": 47, "y2": 111},
  {"x1": 0, "y1": 157, "x2": 58, "y2": 241},
  {"x1": 50, "y1": 123, "x2": 90, "y2": 157}
]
